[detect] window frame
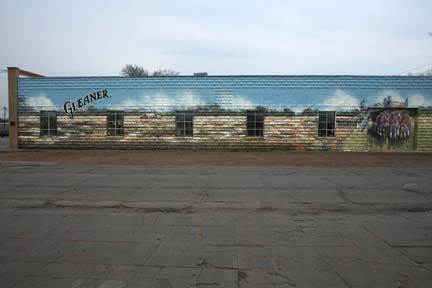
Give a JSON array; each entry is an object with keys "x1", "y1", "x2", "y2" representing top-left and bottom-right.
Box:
[
  {"x1": 40, "y1": 111, "x2": 57, "y2": 137},
  {"x1": 106, "y1": 111, "x2": 125, "y2": 137},
  {"x1": 246, "y1": 110, "x2": 265, "y2": 137},
  {"x1": 317, "y1": 111, "x2": 336, "y2": 137},
  {"x1": 175, "y1": 111, "x2": 194, "y2": 137}
]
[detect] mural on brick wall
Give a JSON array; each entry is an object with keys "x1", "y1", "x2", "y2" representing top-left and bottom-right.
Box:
[
  {"x1": 367, "y1": 108, "x2": 417, "y2": 150},
  {"x1": 17, "y1": 76, "x2": 432, "y2": 114},
  {"x1": 367, "y1": 96, "x2": 412, "y2": 139},
  {"x1": 14, "y1": 76, "x2": 432, "y2": 151},
  {"x1": 370, "y1": 110, "x2": 412, "y2": 139}
]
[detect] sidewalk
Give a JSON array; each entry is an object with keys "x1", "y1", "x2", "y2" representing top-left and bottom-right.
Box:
[{"x1": 1, "y1": 149, "x2": 432, "y2": 168}]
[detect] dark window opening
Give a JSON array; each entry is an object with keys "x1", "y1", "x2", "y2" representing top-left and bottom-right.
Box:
[
  {"x1": 318, "y1": 111, "x2": 336, "y2": 137},
  {"x1": 176, "y1": 112, "x2": 193, "y2": 137},
  {"x1": 40, "y1": 111, "x2": 57, "y2": 136},
  {"x1": 107, "y1": 111, "x2": 124, "y2": 136},
  {"x1": 247, "y1": 110, "x2": 264, "y2": 137}
]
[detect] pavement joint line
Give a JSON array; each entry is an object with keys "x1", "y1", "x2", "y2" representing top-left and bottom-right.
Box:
[
  {"x1": 10, "y1": 260, "x2": 240, "y2": 271},
  {"x1": 390, "y1": 245, "x2": 432, "y2": 248},
  {"x1": 358, "y1": 223, "x2": 422, "y2": 267},
  {"x1": 306, "y1": 229, "x2": 353, "y2": 288},
  {"x1": 234, "y1": 217, "x2": 240, "y2": 288},
  {"x1": 0, "y1": 197, "x2": 432, "y2": 213},
  {"x1": 5, "y1": 237, "x2": 140, "y2": 244},
  {"x1": 2, "y1": 159, "x2": 432, "y2": 170}
]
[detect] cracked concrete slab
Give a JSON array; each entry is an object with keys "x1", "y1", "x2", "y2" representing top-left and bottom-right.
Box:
[{"x1": 0, "y1": 164, "x2": 432, "y2": 287}]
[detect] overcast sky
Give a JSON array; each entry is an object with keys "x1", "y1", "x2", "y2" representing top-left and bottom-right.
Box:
[{"x1": 1, "y1": 0, "x2": 431, "y2": 109}]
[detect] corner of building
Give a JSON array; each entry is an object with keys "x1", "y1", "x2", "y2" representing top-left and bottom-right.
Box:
[{"x1": 7, "y1": 67, "x2": 19, "y2": 150}]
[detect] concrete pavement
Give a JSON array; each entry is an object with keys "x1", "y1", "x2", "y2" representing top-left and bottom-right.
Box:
[
  {"x1": 0, "y1": 163, "x2": 432, "y2": 287},
  {"x1": 0, "y1": 137, "x2": 8, "y2": 151}
]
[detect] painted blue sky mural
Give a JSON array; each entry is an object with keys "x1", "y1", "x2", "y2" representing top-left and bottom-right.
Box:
[{"x1": 18, "y1": 76, "x2": 432, "y2": 113}]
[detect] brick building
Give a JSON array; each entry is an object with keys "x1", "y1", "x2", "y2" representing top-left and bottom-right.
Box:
[{"x1": 7, "y1": 67, "x2": 432, "y2": 151}]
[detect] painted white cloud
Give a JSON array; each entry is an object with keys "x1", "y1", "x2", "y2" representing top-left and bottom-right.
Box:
[
  {"x1": 323, "y1": 89, "x2": 359, "y2": 110},
  {"x1": 119, "y1": 90, "x2": 257, "y2": 111},
  {"x1": 289, "y1": 106, "x2": 306, "y2": 113},
  {"x1": 408, "y1": 95, "x2": 432, "y2": 107},
  {"x1": 221, "y1": 95, "x2": 254, "y2": 110},
  {"x1": 118, "y1": 91, "x2": 206, "y2": 111},
  {"x1": 26, "y1": 95, "x2": 56, "y2": 109},
  {"x1": 179, "y1": 91, "x2": 207, "y2": 107}
]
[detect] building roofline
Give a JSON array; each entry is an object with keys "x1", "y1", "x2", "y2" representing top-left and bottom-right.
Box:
[{"x1": 17, "y1": 74, "x2": 432, "y2": 79}]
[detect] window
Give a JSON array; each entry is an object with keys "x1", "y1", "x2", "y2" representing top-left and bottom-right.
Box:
[
  {"x1": 40, "y1": 111, "x2": 57, "y2": 136},
  {"x1": 318, "y1": 111, "x2": 336, "y2": 137},
  {"x1": 176, "y1": 112, "x2": 193, "y2": 137},
  {"x1": 247, "y1": 110, "x2": 264, "y2": 137},
  {"x1": 107, "y1": 111, "x2": 124, "y2": 136}
]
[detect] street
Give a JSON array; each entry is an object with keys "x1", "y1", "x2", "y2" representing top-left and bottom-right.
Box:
[{"x1": 1, "y1": 163, "x2": 432, "y2": 287}]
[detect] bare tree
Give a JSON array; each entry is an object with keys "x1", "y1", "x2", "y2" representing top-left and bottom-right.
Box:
[
  {"x1": 120, "y1": 65, "x2": 179, "y2": 77},
  {"x1": 407, "y1": 69, "x2": 432, "y2": 76},
  {"x1": 120, "y1": 64, "x2": 149, "y2": 77},
  {"x1": 151, "y1": 69, "x2": 180, "y2": 77},
  {"x1": 416, "y1": 69, "x2": 432, "y2": 76}
]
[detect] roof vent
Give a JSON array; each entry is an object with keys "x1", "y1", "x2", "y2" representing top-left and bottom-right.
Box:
[{"x1": 193, "y1": 72, "x2": 208, "y2": 76}]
